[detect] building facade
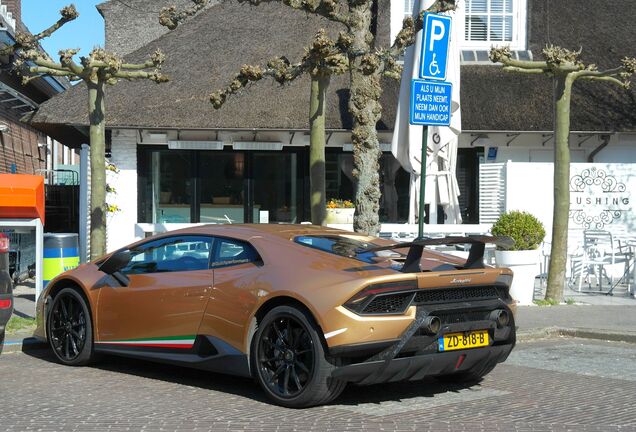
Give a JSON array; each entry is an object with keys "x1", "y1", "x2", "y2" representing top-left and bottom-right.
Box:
[{"x1": 28, "y1": 0, "x2": 636, "y2": 252}]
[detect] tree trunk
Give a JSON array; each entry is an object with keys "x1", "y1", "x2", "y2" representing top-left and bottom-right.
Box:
[
  {"x1": 545, "y1": 74, "x2": 573, "y2": 302},
  {"x1": 348, "y1": 1, "x2": 383, "y2": 236},
  {"x1": 309, "y1": 73, "x2": 329, "y2": 225},
  {"x1": 88, "y1": 80, "x2": 107, "y2": 260}
]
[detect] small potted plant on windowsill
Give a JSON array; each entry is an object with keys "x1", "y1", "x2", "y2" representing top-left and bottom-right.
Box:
[
  {"x1": 325, "y1": 198, "x2": 355, "y2": 224},
  {"x1": 491, "y1": 210, "x2": 546, "y2": 305}
]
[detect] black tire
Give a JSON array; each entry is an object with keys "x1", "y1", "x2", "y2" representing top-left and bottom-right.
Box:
[
  {"x1": 0, "y1": 329, "x2": 5, "y2": 354},
  {"x1": 437, "y1": 362, "x2": 496, "y2": 384},
  {"x1": 47, "y1": 287, "x2": 95, "y2": 366},
  {"x1": 252, "y1": 305, "x2": 346, "y2": 408}
]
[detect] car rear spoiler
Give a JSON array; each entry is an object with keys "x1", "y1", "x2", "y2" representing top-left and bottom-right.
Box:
[{"x1": 364, "y1": 236, "x2": 514, "y2": 273}]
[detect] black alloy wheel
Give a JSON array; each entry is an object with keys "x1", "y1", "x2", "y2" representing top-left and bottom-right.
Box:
[
  {"x1": 48, "y1": 288, "x2": 95, "y2": 365},
  {"x1": 253, "y1": 306, "x2": 346, "y2": 408},
  {"x1": 257, "y1": 314, "x2": 315, "y2": 398}
]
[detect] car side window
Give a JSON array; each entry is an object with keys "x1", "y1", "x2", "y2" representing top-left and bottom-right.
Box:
[
  {"x1": 121, "y1": 236, "x2": 213, "y2": 275},
  {"x1": 211, "y1": 238, "x2": 260, "y2": 268}
]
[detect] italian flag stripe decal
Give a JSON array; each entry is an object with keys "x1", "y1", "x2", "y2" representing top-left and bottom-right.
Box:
[{"x1": 96, "y1": 335, "x2": 196, "y2": 349}]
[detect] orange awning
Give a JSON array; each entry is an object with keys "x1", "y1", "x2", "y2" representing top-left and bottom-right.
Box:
[{"x1": 0, "y1": 174, "x2": 45, "y2": 224}]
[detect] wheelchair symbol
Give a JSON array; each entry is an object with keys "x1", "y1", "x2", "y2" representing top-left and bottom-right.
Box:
[{"x1": 429, "y1": 53, "x2": 441, "y2": 76}]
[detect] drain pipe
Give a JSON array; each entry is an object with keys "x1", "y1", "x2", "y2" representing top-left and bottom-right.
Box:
[{"x1": 588, "y1": 134, "x2": 611, "y2": 162}]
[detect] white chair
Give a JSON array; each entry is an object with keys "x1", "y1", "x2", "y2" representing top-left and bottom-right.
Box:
[{"x1": 571, "y1": 230, "x2": 625, "y2": 292}]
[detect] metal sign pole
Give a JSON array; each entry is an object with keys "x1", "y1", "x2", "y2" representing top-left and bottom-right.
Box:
[{"x1": 418, "y1": 127, "x2": 427, "y2": 239}]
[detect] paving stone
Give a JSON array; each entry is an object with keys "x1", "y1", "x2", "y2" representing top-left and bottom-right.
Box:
[{"x1": 0, "y1": 339, "x2": 635, "y2": 431}]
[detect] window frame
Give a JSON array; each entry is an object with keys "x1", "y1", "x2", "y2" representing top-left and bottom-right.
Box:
[
  {"x1": 209, "y1": 236, "x2": 263, "y2": 269},
  {"x1": 458, "y1": 0, "x2": 527, "y2": 51},
  {"x1": 120, "y1": 234, "x2": 215, "y2": 275}
]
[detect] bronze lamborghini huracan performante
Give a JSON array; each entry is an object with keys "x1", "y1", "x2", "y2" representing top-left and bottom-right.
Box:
[{"x1": 35, "y1": 224, "x2": 516, "y2": 407}]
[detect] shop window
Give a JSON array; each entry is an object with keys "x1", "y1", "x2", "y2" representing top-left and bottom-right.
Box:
[
  {"x1": 325, "y1": 152, "x2": 410, "y2": 223},
  {"x1": 199, "y1": 153, "x2": 245, "y2": 223},
  {"x1": 252, "y1": 153, "x2": 299, "y2": 223},
  {"x1": 153, "y1": 150, "x2": 192, "y2": 223}
]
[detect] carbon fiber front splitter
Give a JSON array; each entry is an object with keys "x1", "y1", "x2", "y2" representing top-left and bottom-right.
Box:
[{"x1": 331, "y1": 343, "x2": 514, "y2": 385}]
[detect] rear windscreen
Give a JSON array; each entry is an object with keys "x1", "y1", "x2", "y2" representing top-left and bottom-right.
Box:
[{"x1": 294, "y1": 235, "x2": 402, "y2": 264}]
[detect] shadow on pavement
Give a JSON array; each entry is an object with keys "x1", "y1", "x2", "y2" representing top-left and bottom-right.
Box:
[{"x1": 20, "y1": 343, "x2": 477, "y2": 406}]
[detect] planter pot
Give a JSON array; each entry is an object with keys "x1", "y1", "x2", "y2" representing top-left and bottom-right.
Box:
[
  {"x1": 495, "y1": 249, "x2": 540, "y2": 305},
  {"x1": 325, "y1": 207, "x2": 354, "y2": 224}
]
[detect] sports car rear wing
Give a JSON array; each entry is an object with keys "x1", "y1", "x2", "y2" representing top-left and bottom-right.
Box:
[{"x1": 364, "y1": 236, "x2": 514, "y2": 273}]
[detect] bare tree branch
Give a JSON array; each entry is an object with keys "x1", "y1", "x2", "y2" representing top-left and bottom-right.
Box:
[
  {"x1": 58, "y1": 49, "x2": 85, "y2": 76},
  {"x1": 25, "y1": 66, "x2": 77, "y2": 77},
  {"x1": 238, "y1": 0, "x2": 348, "y2": 24},
  {"x1": 579, "y1": 75, "x2": 627, "y2": 87},
  {"x1": 0, "y1": 4, "x2": 78, "y2": 56},
  {"x1": 112, "y1": 70, "x2": 169, "y2": 82},
  {"x1": 210, "y1": 29, "x2": 348, "y2": 108},
  {"x1": 122, "y1": 50, "x2": 165, "y2": 70},
  {"x1": 159, "y1": 0, "x2": 210, "y2": 29},
  {"x1": 34, "y1": 5, "x2": 79, "y2": 41},
  {"x1": 489, "y1": 46, "x2": 549, "y2": 70},
  {"x1": 502, "y1": 66, "x2": 547, "y2": 74}
]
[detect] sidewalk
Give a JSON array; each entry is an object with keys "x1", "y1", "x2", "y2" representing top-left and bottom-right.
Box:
[{"x1": 3, "y1": 280, "x2": 635, "y2": 354}]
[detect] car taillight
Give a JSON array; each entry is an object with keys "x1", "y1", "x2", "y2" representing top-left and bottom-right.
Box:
[
  {"x1": 344, "y1": 280, "x2": 418, "y2": 315},
  {"x1": 0, "y1": 299, "x2": 11, "y2": 309},
  {"x1": 0, "y1": 234, "x2": 8, "y2": 253}
]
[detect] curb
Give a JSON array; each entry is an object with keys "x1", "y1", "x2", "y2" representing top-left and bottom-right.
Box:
[{"x1": 517, "y1": 327, "x2": 636, "y2": 344}]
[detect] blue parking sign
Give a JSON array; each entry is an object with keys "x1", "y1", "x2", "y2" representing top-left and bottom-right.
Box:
[
  {"x1": 409, "y1": 79, "x2": 452, "y2": 126},
  {"x1": 420, "y1": 13, "x2": 452, "y2": 81}
]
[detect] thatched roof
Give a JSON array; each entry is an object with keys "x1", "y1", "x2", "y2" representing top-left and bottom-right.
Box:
[
  {"x1": 29, "y1": 1, "x2": 398, "y2": 146},
  {"x1": 29, "y1": 0, "x2": 636, "y2": 146}
]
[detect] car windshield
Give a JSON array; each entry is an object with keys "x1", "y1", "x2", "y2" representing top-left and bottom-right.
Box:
[{"x1": 294, "y1": 235, "x2": 402, "y2": 264}]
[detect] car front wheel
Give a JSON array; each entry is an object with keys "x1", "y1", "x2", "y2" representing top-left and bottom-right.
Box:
[
  {"x1": 47, "y1": 287, "x2": 95, "y2": 366},
  {"x1": 252, "y1": 305, "x2": 345, "y2": 408}
]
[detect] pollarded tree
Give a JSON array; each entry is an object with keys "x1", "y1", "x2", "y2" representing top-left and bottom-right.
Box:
[
  {"x1": 490, "y1": 45, "x2": 636, "y2": 302},
  {"x1": 2, "y1": 5, "x2": 168, "y2": 259},
  {"x1": 161, "y1": 0, "x2": 456, "y2": 235}
]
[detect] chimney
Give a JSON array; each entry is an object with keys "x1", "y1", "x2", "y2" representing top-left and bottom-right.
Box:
[{"x1": 3, "y1": 0, "x2": 20, "y2": 26}]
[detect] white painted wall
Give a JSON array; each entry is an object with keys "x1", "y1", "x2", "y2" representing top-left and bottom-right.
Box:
[{"x1": 106, "y1": 129, "x2": 138, "y2": 252}]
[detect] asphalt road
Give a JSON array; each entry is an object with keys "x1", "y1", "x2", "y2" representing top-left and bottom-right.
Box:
[{"x1": 1, "y1": 338, "x2": 635, "y2": 431}]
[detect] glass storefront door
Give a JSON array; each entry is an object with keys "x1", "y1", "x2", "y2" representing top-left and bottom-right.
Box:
[
  {"x1": 151, "y1": 150, "x2": 193, "y2": 223},
  {"x1": 198, "y1": 152, "x2": 246, "y2": 223},
  {"x1": 252, "y1": 152, "x2": 299, "y2": 223}
]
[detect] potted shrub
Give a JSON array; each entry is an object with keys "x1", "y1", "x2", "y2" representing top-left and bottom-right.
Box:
[
  {"x1": 491, "y1": 211, "x2": 546, "y2": 305},
  {"x1": 325, "y1": 199, "x2": 355, "y2": 224}
]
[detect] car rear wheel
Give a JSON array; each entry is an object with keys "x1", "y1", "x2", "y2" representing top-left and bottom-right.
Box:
[
  {"x1": 252, "y1": 305, "x2": 346, "y2": 408},
  {"x1": 47, "y1": 287, "x2": 95, "y2": 366}
]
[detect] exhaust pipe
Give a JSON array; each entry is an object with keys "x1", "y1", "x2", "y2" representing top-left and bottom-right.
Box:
[
  {"x1": 490, "y1": 309, "x2": 510, "y2": 328},
  {"x1": 422, "y1": 315, "x2": 441, "y2": 335}
]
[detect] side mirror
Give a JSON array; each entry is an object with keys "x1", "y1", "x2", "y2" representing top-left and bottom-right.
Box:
[{"x1": 98, "y1": 250, "x2": 131, "y2": 286}]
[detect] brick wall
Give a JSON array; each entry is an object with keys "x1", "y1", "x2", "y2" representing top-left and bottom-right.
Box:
[
  {"x1": 0, "y1": 106, "x2": 46, "y2": 174},
  {"x1": 3, "y1": 0, "x2": 20, "y2": 26}
]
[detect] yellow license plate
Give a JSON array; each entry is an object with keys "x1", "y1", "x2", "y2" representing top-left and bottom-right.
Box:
[{"x1": 438, "y1": 330, "x2": 489, "y2": 352}]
